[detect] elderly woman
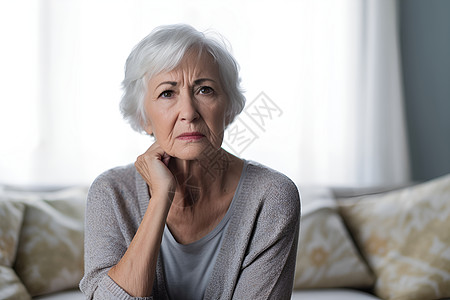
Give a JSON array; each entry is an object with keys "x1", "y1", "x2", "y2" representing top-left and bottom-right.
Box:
[{"x1": 80, "y1": 24, "x2": 300, "y2": 300}]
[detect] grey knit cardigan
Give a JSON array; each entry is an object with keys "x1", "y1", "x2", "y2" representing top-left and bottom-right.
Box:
[{"x1": 80, "y1": 161, "x2": 301, "y2": 300}]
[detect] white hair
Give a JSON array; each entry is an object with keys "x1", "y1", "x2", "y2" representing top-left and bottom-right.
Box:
[{"x1": 120, "y1": 24, "x2": 246, "y2": 133}]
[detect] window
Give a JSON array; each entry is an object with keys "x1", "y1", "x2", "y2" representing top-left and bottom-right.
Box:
[{"x1": 0, "y1": 0, "x2": 409, "y2": 187}]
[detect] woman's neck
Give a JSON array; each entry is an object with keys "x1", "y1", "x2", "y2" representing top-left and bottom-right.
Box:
[{"x1": 168, "y1": 147, "x2": 239, "y2": 209}]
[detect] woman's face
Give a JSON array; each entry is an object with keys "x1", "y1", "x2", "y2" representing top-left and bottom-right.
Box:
[{"x1": 144, "y1": 50, "x2": 228, "y2": 160}]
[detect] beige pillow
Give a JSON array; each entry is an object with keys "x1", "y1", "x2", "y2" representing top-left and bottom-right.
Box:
[
  {"x1": 0, "y1": 200, "x2": 31, "y2": 300},
  {"x1": 339, "y1": 174, "x2": 450, "y2": 300},
  {"x1": 293, "y1": 187, "x2": 374, "y2": 289},
  {"x1": 5, "y1": 187, "x2": 87, "y2": 297}
]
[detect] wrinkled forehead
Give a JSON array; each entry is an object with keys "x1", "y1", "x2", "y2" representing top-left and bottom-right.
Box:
[
  {"x1": 152, "y1": 48, "x2": 220, "y2": 83},
  {"x1": 179, "y1": 47, "x2": 217, "y2": 67}
]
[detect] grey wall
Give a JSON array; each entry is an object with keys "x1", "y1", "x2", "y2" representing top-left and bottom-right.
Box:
[{"x1": 400, "y1": 0, "x2": 450, "y2": 181}]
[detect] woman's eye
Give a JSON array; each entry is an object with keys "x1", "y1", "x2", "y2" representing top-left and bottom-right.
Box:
[
  {"x1": 198, "y1": 86, "x2": 214, "y2": 95},
  {"x1": 159, "y1": 90, "x2": 174, "y2": 98}
]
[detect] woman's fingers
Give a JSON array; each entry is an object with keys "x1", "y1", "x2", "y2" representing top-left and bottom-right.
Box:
[
  {"x1": 161, "y1": 152, "x2": 171, "y2": 167},
  {"x1": 135, "y1": 142, "x2": 175, "y2": 199}
]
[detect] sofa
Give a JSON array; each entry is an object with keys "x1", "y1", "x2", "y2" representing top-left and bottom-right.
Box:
[{"x1": 1, "y1": 173, "x2": 450, "y2": 300}]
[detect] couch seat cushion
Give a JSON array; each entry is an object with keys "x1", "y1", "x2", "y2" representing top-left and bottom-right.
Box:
[{"x1": 291, "y1": 288, "x2": 381, "y2": 300}]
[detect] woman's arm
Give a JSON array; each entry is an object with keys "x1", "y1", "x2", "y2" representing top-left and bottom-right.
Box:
[
  {"x1": 108, "y1": 142, "x2": 175, "y2": 297},
  {"x1": 80, "y1": 142, "x2": 174, "y2": 299},
  {"x1": 107, "y1": 191, "x2": 171, "y2": 297}
]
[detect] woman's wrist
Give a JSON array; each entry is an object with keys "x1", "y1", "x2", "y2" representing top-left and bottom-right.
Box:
[{"x1": 149, "y1": 188, "x2": 174, "y2": 209}]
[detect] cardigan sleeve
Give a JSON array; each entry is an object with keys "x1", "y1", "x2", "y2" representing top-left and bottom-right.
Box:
[
  {"x1": 232, "y1": 178, "x2": 301, "y2": 300},
  {"x1": 79, "y1": 171, "x2": 154, "y2": 300}
]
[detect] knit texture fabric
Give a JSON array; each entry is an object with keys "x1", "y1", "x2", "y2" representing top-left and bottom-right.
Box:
[{"x1": 79, "y1": 161, "x2": 301, "y2": 300}]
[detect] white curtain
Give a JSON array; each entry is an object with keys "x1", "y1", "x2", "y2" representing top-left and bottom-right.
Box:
[
  {"x1": 0, "y1": 0, "x2": 410, "y2": 187},
  {"x1": 297, "y1": 0, "x2": 410, "y2": 186},
  {"x1": 356, "y1": 0, "x2": 410, "y2": 186}
]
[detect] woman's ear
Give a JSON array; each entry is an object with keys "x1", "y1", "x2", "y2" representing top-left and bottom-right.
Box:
[
  {"x1": 144, "y1": 127, "x2": 153, "y2": 136},
  {"x1": 224, "y1": 111, "x2": 233, "y2": 128},
  {"x1": 143, "y1": 120, "x2": 153, "y2": 136}
]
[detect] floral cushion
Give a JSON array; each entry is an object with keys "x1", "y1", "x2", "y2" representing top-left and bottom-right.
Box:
[
  {"x1": 293, "y1": 187, "x2": 374, "y2": 289},
  {"x1": 339, "y1": 174, "x2": 450, "y2": 300},
  {"x1": 0, "y1": 199, "x2": 31, "y2": 300},
  {"x1": 3, "y1": 187, "x2": 87, "y2": 297}
]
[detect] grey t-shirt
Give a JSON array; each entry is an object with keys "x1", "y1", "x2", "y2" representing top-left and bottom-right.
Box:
[
  {"x1": 160, "y1": 218, "x2": 230, "y2": 300},
  {"x1": 160, "y1": 163, "x2": 245, "y2": 300}
]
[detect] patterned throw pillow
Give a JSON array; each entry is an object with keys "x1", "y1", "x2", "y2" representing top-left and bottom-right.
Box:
[
  {"x1": 4, "y1": 187, "x2": 87, "y2": 297},
  {"x1": 339, "y1": 174, "x2": 450, "y2": 300},
  {"x1": 0, "y1": 200, "x2": 31, "y2": 300},
  {"x1": 293, "y1": 187, "x2": 375, "y2": 289}
]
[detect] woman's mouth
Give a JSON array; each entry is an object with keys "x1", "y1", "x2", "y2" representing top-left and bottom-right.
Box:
[{"x1": 177, "y1": 132, "x2": 205, "y2": 141}]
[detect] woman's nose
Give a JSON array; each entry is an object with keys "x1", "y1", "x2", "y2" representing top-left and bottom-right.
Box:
[{"x1": 179, "y1": 92, "x2": 199, "y2": 122}]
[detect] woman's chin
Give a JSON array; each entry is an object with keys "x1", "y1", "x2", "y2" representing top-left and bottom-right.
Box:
[{"x1": 172, "y1": 143, "x2": 222, "y2": 161}]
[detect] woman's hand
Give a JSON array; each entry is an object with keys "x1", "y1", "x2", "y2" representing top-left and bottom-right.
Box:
[{"x1": 135, "y1": 142, "x2": 176, "y2": 202}]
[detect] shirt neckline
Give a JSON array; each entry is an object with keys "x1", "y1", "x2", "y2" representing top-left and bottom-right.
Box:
[{"x1": 163, "y1": 159, "x2": 248, "y2": 249}]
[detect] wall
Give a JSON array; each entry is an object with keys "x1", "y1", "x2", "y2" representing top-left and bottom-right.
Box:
[{"x1": 400, "y1": 0, "x2": 450, "y2": 181}]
